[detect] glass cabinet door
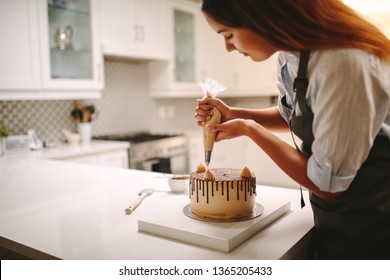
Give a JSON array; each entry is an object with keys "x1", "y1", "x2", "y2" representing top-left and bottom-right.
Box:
[
  {"x1": 47, "y1": 0, "x2": 93, "y2": 80},
  {"x1": 174, "y1": 9, "x2": 195, "y2": 83}
]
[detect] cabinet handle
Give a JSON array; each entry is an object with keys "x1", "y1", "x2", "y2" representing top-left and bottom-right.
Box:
[
  {"x1": 139, "y1": 25, "x2": 145, "y2": 43},
  {"x1": 134, "y1": 25, "x2": 139, "y2": 42}
]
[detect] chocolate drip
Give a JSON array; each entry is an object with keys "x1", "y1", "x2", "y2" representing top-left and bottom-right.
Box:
[
  {"x1": 189, "y1": 170, "x2": 257, "y2": 204},
  {"x1": 237, "y1": 181, "x2": 240, "y2": 200},
  {"x1": 197, "y1": 181, "x2": 200, "y2": 202},
  {"x1": 206, "y1": 182, "x2": 210, "y2": 203},
  {"x1": 226, "y1": 182, "x2": 229, "y2": 201},
  {"x1": 245, "y1": 181, "x2": 247, "y2": 201}
]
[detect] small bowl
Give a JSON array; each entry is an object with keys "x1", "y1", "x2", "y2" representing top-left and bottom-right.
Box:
[{"x1": 168, "y1": 175, "x2": 189, "y2": 194}]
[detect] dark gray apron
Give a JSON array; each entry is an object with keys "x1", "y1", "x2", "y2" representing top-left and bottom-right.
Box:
[{"x1": 280, "y1": 51, "x2": 390, "y2": 259}]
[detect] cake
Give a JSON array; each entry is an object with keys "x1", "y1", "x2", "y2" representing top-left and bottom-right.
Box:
[{"x1": 189, "y1": 164, "x2": 256, "y2": 219}]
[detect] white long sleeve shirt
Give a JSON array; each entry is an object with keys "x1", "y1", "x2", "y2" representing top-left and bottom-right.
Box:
[{"x1": 277, "y1": 49, "x2": 390, "y2": 193}]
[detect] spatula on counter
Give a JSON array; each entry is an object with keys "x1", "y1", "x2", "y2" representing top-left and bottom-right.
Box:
[{"x1": 124, "y1": 188, "x2": 154, "y2": 215}]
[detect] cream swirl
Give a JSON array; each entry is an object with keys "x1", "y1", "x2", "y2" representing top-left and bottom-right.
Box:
[
  {"x1": 196, "y1": 163, "x2": 207, "y2": 173},
  {"x1": 240, "y1": 166, "x2": 253, "y2": 178},
  {"x1": 203, "y1": 168, "x2": 216, "y2": 181}
]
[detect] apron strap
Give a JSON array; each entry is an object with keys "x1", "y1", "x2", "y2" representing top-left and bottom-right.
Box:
[
  {"x1": 288, "y1": 127, "x2": 307, "y2": 208},
  {"x1": 293, "y1": 50, "x2": 311, "y2": 208},
  {"x1": 294, "y1": 51, "x2": 311, "y2": 114}
]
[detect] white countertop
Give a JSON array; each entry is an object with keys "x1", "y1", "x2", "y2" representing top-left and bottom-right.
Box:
[{"x1": 0, "y1": 144, "x2": 314, "y2": 260}]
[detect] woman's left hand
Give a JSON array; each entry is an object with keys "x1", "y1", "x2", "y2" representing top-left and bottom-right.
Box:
[{"x1": 208, "y1": 118, "x2": 257, "y2": 142}]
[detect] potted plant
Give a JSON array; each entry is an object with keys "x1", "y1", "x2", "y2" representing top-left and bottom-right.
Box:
[{"x1": 0, "y1": 123, "x2": 10, "y2": 156}]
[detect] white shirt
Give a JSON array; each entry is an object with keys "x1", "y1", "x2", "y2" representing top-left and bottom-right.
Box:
[{"x1": 277, "y1": 49, "x2": 390, "y2": 193}]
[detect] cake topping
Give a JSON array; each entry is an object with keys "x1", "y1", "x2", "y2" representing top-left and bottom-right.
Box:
[
  {"x1": 203, "y1": 168, "x2": 216, "y2": 181},
  {"x1": 240, "y1": 166, "x2": 253, "y2": 178},
  {"x1": 196, "y1": 163, "x2": 207, "y2": 173}
]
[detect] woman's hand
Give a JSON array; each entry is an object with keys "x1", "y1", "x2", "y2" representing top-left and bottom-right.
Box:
[
  {"x1": 195, "y1": 97, "x2": 231, "y2": 126},
  {"x1": 208, "y1": 118, "x2": 256, "y2": 142}
]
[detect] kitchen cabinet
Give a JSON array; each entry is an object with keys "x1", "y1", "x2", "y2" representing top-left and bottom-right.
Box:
[
  {"x1": 62, "y1": 150, "x2": 129, "y2": 169},
  {"x1": 148, "y1": 0, "x2": 223, "y2": 98},
  {"x1": 98, "y1": 0, "x2": 170, "y2": 60},
  {"x1": 39, "y1": 0, "x2": 103, "y2": 91},
  {"x1": 222, "y1": 52, "x2": 279, "y2": 97},
  {"x1": 148, "y1": 0, "x2": 278, "y2": 98},
  {"x1": 0, "y1": 0, "x2": 103, "y2": 100},
  {"x1": 0, "y1": 0, "x2": 41, "y2": 91}
]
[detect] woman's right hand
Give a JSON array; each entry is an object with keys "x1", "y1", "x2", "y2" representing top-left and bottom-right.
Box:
[{"x1": 195, "y1": 97, "x2": 231, "y2": 126}]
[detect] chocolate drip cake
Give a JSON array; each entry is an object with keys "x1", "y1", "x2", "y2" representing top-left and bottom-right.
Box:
[{"x1": 189, "y1": 165, "x2": 256, "y2": 219}]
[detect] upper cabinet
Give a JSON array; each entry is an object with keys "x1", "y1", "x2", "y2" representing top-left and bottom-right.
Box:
[
  {"x1": 98, "y1": 0, "x2": 170, "y2": 60},
  {"x1": 0, "y1": 0, "x2": 103, "y2": 100},
  {"x1": 221, "y1": 52, "x2": 278, "y2": 97},
  {"x1": 0, "y1": 0, "x2": 41, "y2": 91},
  {"x1": 40, "y1": 0, "x2": 103, "y2": 91},
  {"x1": 148, "y1": 0, "x2": 278, "y2": 98},
  {"x1": 148, "y1": 0, "x2": 220, "y2": 98}
]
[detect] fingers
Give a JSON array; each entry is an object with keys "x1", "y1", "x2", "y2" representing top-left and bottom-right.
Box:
[
  {"x1": 207, "y1": 124, "x2": 225, "y2": 142},
  {"x1": 215, "y1": 131, "x2": 225, "y2": 142},
  {"x1": 196, "y1": 97, "x2": 218, "y2": 106},
  {"x1": 196, "y1": 121, "x2": 205, "y2": 127},
  {"x1": 195, "y1": 99, "x2": 214, "y2": 126},
  {"x1": 196, "y1": 103, "x2": 213, "y2": 114},
  {"x1": 206, "y1": 123, "x2": 222, "y2": 132},
  {"x1": 196, "y1": 96, "x2": 210, "y2": 104}
]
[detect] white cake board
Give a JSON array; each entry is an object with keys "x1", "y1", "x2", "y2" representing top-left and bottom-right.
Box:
[{"x1": 138, "y1": 198, "x2": 291, "y2": 252}]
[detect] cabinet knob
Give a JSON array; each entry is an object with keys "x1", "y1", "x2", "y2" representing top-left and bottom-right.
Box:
[
  {"x1": 139, "y1": 25, "x2": 145, "y2": 43},
  {"x1": 134, "y1": 25, "x2": 139, "y2": 42}
]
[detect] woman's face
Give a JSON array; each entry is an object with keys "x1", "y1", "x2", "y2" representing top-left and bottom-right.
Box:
[{"x1": 204, "y1": 13, "x2": 278, "y2": 61}]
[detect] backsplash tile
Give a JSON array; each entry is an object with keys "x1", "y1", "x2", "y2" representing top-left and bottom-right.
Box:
[
  {"x1": 0, "y1": 100, "x2": 74, "y2": 142},
  {"x1": 0, "y1": 58, "x2": 273, "y2": 143}
]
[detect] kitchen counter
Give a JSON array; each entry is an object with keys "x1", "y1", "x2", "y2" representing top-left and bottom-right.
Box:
[{"x1": 0, "y1": 149, "x2": 315, "y2": 260}]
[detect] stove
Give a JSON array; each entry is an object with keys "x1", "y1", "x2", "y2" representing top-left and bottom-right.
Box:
[
  {"x1": 93, "y1": 132, "x2": 188, "y2": 174},
  {"x1": 94, "y1": 132, "x2": 177, "y2": 143}
]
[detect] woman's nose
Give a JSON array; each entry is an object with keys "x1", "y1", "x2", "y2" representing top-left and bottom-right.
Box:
[{"x1": 224, "y1": 38, "x2": 235, "y2": 52}]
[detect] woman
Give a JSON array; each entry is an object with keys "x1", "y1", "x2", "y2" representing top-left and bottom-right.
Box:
[{"x1": 195, "y1": 0, "x2": 390, "y2": 259}]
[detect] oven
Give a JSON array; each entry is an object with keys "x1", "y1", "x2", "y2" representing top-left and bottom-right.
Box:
[{"x1": 93, "y1": 132, "x2": 188, "y2": 174}]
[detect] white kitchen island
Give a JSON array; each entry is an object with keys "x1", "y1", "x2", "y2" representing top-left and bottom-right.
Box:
[{"x1": 0, "y1": 152, "x2": 315, "y2": 260}]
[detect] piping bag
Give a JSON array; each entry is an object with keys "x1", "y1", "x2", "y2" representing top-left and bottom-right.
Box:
[{"x1": 198, "y1": 78, "x2": 226, "y2": 166}]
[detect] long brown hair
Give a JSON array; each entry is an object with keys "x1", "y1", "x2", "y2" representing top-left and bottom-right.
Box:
[{"x1": 201, "y1": 0, "x2": 390, "y2": 60}]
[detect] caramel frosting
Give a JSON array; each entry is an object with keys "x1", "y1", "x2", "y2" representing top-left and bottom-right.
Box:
[
  {"x1": 196, "y1": 163, "x2": 207, "y2": 173},
  {"x1": 203, "y1": 168, "x2": 216, "y2": 181},
  {"x1": 240, "y1": 166, "x2": 253, "y2": 178}
]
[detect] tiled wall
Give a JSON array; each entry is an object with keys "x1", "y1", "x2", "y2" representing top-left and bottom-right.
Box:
[{"x1": 0, "y1": 58, "x2": 273, "y2": 143}]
